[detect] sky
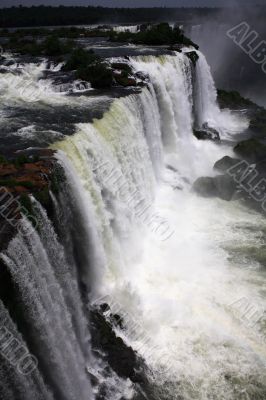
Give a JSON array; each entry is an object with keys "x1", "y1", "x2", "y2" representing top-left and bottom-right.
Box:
[{"x1": 1, "y1": 0, "x2": 266, "y2": 7}]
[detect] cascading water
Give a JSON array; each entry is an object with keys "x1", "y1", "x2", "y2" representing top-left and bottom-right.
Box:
[
  {"x1": 53, "y1": 52, "x2": 266, "y2": 399},
  {"x1": 194, "y1": 51, "x2": 248, "y2": 137},
  {"x1": 1, "y1": 50, "x2": 266, "y2": 400},
  {"x1": 0, "y1": 205, "x2": 93, "y2": 400}
]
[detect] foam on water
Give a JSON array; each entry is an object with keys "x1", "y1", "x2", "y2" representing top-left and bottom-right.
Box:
[{"x1": 51, "y1": 51, "x2": 265, "y2": 399}]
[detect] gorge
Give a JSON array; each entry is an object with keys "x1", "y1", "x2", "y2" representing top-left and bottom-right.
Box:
[{"x1": 0, "y1": 27, "x2": 266, "y2": 400}]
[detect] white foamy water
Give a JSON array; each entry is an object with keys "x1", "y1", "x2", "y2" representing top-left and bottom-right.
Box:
[
  {"x1": 194, "y1": 51, "x2": 249, "y2": 138},
  {"x1": 113, "y1": 25, "x2": 139, "y2": 33},
  {"x1": 0, "y1": 59, "x2": 93, "y2": 106},
  {"x1": 50, "y1": 51, "x2": 266, "y2": 399}
]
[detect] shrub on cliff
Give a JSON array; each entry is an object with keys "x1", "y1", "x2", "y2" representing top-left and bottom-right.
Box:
[
  {"x1": 110, "y1": 23, "x2": 198, "y2": 49},
  {"x1": 76, "y1": 63, "x2": 113, "y2": 89},
  {"x1": 217, "y1": 89, "x2": 254, "y2": 109},
  {"x1": 43, "y1": 35, "x2": 68, "y2": 56},
  {"x1": 5, "y1": 37, "x2": 41, "y2": 56},
  {"x1": 14, "y1": 154, "x2": 31, "y2": 168},
  {"x1": 5, "y1": 34, "x2": 74, "y2": 57},
  {"x1": 63, "y1": 48, "x2": 99, "y2": 71},
  {"x1": 0, "y1": 155, "x2": 8, "y2": 165}
]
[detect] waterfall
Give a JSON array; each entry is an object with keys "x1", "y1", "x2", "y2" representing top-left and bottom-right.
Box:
[
  {"x1": 2, "y1": 50, "x2": 263, "y2": 400},
  {"x1": 194, "y1": 51, "x2": 248, "y2": 137},
  {"x1": 0, "y1": 206, "x2": 93, "y2": 400},
  {"x1": 51, "y1": 51, "x2": 262, "y2": 399}
]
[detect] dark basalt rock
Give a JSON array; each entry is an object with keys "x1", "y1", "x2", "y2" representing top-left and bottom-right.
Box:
[
  {"x1": 217, "y1": 89, "x2": 255, "y2": 110},
  {"x1": 185, "y1": 51, "x2": 199, "y2": 66},
  {"x1": 111, "y1": 62, "x2": 132, "y2": 74},
  {"x1": 193, "y1": 175, "x2": 236, "y2": 201},
  {"x1": 113, "y1": 71, "x2": 137, "y2": 87},
  {"x1": 0, "y1": 150, "x2": 62, "y2": 233},
  {"x1": 194, "y1": 123, "x2": 220, "y2": 141},
  {"x1": 193, "y1": 177, "x2": 218, "y2": 198},
  {"x1": 90, "y1": 306, "x2": 145, "y2": 384},
  {"x1": 213, "y1": 156, "x2": 240, "y2": 172}
]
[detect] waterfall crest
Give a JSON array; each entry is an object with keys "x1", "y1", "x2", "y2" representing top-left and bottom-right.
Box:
[{"x1": 1, "y1": 51, "x2": 259, "y2": 400}]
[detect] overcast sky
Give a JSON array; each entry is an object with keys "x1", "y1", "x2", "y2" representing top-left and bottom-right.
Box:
[{"x1": 1, "y1": 0, "x2": 266, "y2": 7}]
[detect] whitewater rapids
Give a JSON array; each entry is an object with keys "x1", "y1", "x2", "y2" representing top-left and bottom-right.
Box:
[
  {"x1": 52, "y1": 52, "x2": 266, "y2": 399},
  {"x1": 0, "y1": 48, "x2": 265, "y2": 400}
]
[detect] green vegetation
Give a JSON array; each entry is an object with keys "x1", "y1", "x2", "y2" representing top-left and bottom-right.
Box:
[
  {"x1": 63, "y1": 48, "x2": 99, "y2": 71},
  {"x1": 110, "y1": 23, "x2": 198, "y2": 48},
  {"x1": 4, "y1": 35, "x2": 75, "y2": 57},
  {"x1": 4, "y1": 33, "x2": 113, "y2": 88},
  {"x1": 76, "y1": 63, "x2": 113, "y2": 89},
  {"x1": 0, "y1": 155, "x2": 8, "y2": 165},
  {"x1": 14, "y1": 154, "x2": 31, "y2": 168},
  {"x1": 0, "y1": 179, "x2": 34, "y2": 188},
  {"x1": 0, "y1": 26, "x2": 111, "y2": 40},
  {"x1": 62, "y1": 47, "x2": 113, "y2": 88},
  {"x1": 43, "y1": 36, "x2": 74, "y2": 56},
  {"x1": 217, "y1": 89, "x2": 255, "y2": 109}
]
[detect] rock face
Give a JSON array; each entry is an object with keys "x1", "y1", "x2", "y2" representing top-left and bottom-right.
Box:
[
  {"x1": 90, "y1": 305, "x2": 145, "y2": 384},
  {"x1": 113, "y1": 71, "x2": 137, "y2": 87},
  {"x1": 0, "y1": 150, "x2": 59, "y2": 249},
  {"x1": 0, "y1": 154, "x2": 55, "y2": 195},
  {"x1": 185, "y1": 51, "x2": 199, "y2": 66},
  {"x1": 194, "y1": 123, "x2": 220, "y2": 141},
  {"x1": 112, "y1": 62, "x2": 137, "y2": 87},
  {"x1": 213, "y1": 156, "x2": 240, "y2": 172},
  {"x1": 217, "y1": 89, "x2": 255, "y2": 110},
  {"x1": 193, "y1": 175, "x2": 236, "y2": 201}
]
